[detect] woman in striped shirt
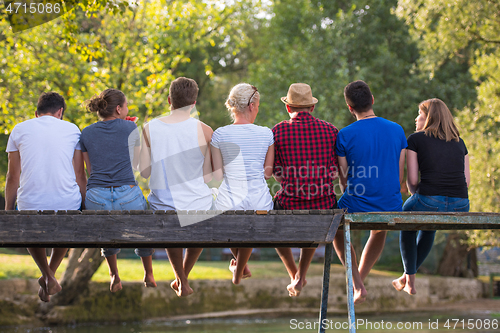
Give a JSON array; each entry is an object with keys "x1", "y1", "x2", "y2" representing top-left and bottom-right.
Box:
[{"x1": 211, "y1": 83, "x2": 274, "y2": 284}]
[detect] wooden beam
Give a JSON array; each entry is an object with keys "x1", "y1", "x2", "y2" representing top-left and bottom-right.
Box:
[
  {"x1": 344, "y1": 212, "x2": 500, "y2": 230},
  {"x1": 0, "y1": 210, "x2": 343, "y2": 248}
]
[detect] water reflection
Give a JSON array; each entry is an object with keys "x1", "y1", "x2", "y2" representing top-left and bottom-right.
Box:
[{"x1": 2, "y1": 312, "x2": 499, "y2": 333}]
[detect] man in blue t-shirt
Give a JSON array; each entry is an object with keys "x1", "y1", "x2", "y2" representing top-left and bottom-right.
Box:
[{"x1": 334, "y1": 80, "x2": 407, "y2": 304}]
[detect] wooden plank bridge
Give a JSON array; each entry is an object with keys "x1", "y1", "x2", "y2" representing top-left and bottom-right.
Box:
[{"x1": 0, "y1": 209, "x2": 499, "y2": 333}]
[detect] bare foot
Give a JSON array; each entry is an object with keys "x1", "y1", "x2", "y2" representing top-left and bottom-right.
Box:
[
  {"x1": 38, "y1": 277, "x2": 50, "y2": 302},
  {"x1": 392, "y1": 275, "x2": 406, "y2": 292},
  {"x1": 403, "y1": 274, "x2": 417, "y2": 295},
  {"x1": 110, "y1": 275, "x2": 122, "y2": 293},
  {"x1": 229, "y1": 259, "x2": 244, "y2": 285},
  {"x1": 144, "y1": 274, "x2": 157, "y2": 288},
  {"x1": 403, "y1": 284, "x2": 416, "y2": 295},
  {"x1": 242, "y1": 264, "x2": 252, "y2": 279},
  {"x1": 229, "y1": 259, "x2": 237, "y2": 274},
  {"x1": 45, "y1": 275, "x2": 62, "y2": 295},
  {"x1": 229, "y1": 262, "x2": 240, "y2": 285},
  {"x1": 228, "y1": 258, "x2": 252, "y2": 280},
  {"x1": 354, "y1": 286, "x2": 367, "y2": 304},
  {"x1": 287, "y1": 278, "x2": 307, "y2": 297},
  {"x1": 170, "y1": 279, "x2": 193, "y2": 297}
]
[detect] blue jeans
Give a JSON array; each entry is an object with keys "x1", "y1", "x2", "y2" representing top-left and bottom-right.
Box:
[
  {"x1": 400, "y1": 193, "x2": 469, "y2": 274},
  {"x1": 85, "y1": 185, "x2": 154, "y2": 258}
]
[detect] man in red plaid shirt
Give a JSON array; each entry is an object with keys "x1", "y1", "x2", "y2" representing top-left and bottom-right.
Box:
[{"x1": 272, "y1": 83, "x2": 339, "y2": 297}]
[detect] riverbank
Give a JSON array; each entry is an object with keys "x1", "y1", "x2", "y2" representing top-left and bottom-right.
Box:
[{"x1": 0, "y1": 274, "x2": 492, "y2": 327}]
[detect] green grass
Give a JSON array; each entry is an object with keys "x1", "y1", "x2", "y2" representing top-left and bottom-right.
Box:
[{"x1": 0, "y1": 253, "x2": 352, "y2": 282}]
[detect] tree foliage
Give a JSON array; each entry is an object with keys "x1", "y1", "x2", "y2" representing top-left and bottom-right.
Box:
[
  {"x1": 249, "y1": 0, "x2": 475, "y2": 132},
  {"x1": 396, "y1": 0, "x2": 500, "y2": 247},
  {"x1": 0, "y1": 0, "x2": 257, "y2": 131},
  {"x1": 0, "y1": 0, "x2": 259, "y2": 191}
]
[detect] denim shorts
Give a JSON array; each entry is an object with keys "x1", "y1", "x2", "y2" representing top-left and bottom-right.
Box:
[
  {"x1": 402, "y1": 193, "x2": 469, "y2": 212},
  {"x1": 86, "y1": 185, "x2": 148, "y2": 211},
  {"x1": 85, "y1": 185, "x2": 154, "y2": 258}
]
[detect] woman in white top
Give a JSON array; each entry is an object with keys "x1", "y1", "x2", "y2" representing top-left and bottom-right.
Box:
[{"x1": 211, "y1": 83, "x2": 274, "y2": 284}]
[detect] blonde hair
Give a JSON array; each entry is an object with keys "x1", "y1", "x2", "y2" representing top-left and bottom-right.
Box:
[
  {"x1": 419, "y1": 98, "x2": 460, "y2": 142},
  {"x1": 225, "y1": 83, "x2": 260, "y2": 120}
]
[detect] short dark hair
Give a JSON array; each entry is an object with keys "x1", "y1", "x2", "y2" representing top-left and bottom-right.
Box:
[
  {"x1": 169, "y1": 77, "x2": 199, "y2": 110},
  {"x1": 37, "y1": 92, "x2": 66, "y2": 115},
  {"x1": 344, "y1": 80, "x2": 373, "y2": 113}
]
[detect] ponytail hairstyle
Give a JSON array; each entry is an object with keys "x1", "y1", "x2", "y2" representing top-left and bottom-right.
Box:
[
  {"x1": 225, "y1": 83, "x2": 259, "y2": 120},
  {"x1": 86, "y1": 88, "x2": 126, "y2": 119},
  {"x1": 419, "y1": 98, "x2": 460, "y2": 142}
]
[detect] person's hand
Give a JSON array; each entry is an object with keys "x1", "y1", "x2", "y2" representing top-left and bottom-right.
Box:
[{"x1": 125, "y1": 116, "x2": 138, "y2": 123}]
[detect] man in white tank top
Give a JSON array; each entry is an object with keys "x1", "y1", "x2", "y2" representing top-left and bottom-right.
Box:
[{"x1": 139, "y1": 77, "x2": 214, "y2": 297}]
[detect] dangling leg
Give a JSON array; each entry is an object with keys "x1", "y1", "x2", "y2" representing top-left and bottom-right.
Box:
[
  {"x1": 231, "y1": 248, "x2": 253, "y2": 285},
  {"x1": 333, "y1": 232, "x2": 367, "y2": 304},
  {"x1": 287, "y1": 248, "x2": 315, "y2": 297}
]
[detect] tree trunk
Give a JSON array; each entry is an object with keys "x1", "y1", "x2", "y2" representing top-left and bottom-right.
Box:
[{"x1": 437, "y1": 232, "x2": 478, "y2": 278}]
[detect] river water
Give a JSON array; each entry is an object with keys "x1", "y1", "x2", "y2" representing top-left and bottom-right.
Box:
[{"x1": 1, "y1": 312, "x2": 499, "y2": 333}]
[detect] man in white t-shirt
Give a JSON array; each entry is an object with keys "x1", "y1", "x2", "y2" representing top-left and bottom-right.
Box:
[{"x1": 5, "y1": 92, "x2": 86, "y2": 302}]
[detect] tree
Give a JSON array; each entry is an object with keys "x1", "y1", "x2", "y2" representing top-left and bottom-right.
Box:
[
  {"x1": 250, "y1": 0, "x2": 479, "y2": 272},
  {"x1": 0, "y1": 0, "x2": 260, "y2": 309},
  {"x1": 396, "y1": 0, "x2": 500, "y2": 248},
  {"x1": 249, "y1": 0, "x2": 475, "y2": 132}
]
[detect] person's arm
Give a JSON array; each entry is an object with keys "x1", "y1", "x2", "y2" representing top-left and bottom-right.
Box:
[
  {"x1": 210, "y1": 146, "x2": 224, "y2": 182},
  {"x1": 399, "y1": 149, "x2": 406, "y2": 188},
  {"x1": 82, "y1": 151, "x2": 91, "y2": 175},
  {"x1": 264, "y1": 144, "x2": 275, "y2": 180},
  {"x1": 139, "y1": 123, "x2": 152, "y2": 179},
  {"x1": 272, "y1": 139, "x2": 283, "y2": 183},
  {"x1": 129, "y1": 125, "x2": 141, "y2": 171},
  {"x1": 465, "y1": 154, "x2": 470, "y2": 187},
  {"x1": 338, "y1": 155, "x2": 348, "y2": 193},
  {"x1": 201, "y1": 122, "x2": 213, "y2": 184},
  {"x1": 132, "y1": 146, "x2": 140, "y2": 171},
  {"x1": 5, "y1": 151, "x2": 21, "y2": 210},
  {"x1": 406, "y1": 149, "x2": 419, "y2": 195},
  {"x1": 73, "y1": 149, "x2": 87, "y2": 209}
]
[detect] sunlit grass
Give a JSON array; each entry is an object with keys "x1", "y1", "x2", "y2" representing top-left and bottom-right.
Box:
[{"x1": 0, "y1": 253, "x2": 352, "y2": 282}]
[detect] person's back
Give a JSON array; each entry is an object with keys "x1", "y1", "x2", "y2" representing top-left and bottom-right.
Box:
[
  {"x1": 333, "y1": 80, "x2": 407, "y2": 305},
  {"x1": 81, "y1": 89, "x2": 154, "y2": 293},
  {"x1": 272, "y1": 83, "x2": 339, "y2": 298},
  {"x1": 8, "y1": 116, "x2": 81, "y2": 210},
  {"x1": 273, "y1": 104, "x2": 338, "y2": 209},
  {"x1": 139, "y1": 77, "x2": 212, "y2": 298},
  {"x1": 210, "y1": 82, "x2": 274, "y2": 284},
  {"x1": 81, "y1": 118, "x2": 139, "y2": 188},
  {"x1": 336, "y1": 117, "x2": 406, "y2": 212},
  {"x1": 393, "y1": 98, "x2": 469, "y2": 296},
  {"x1": 148, "y1": 116, "x2": 212, "y2": 211},
  {"x1": 5, "y1": 92, "x2": 86, "y2": 303},
  {"x1": 213, "y1": 123, "x2": 274, "y2": 210},
  {"x1": 407, "y1": 131, "x2": 468, "y2": 197}
]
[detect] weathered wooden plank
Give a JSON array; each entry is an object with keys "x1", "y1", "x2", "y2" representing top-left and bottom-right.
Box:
[
  {"x1": 0, "y1": 212, "x2": 340, "y2": 248},
  {"x1": 344, "y1": 212, "x2": 500, "y2": 230},
  {"x1": 1, "y1": 211, "x2": 498, "y2": 247},
  {"x1": 325, "y1": 213, "x2": 344, "y2": 242}
]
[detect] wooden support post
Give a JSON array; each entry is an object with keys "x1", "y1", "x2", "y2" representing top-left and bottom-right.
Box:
[
  {"x1": 318, "y1": 242, "x2": 333, "y2": 333},
  {"x1": 490, "y1": 273, "x2": 495, "y2": 298},
  {"x1": 344, "y1": 220, "x2": 356, "y2": 333}
]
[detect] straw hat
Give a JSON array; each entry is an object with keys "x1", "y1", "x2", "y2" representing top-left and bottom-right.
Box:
[{"x1": 281, "y1": 83, "x2": 318, "y2": 107}]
